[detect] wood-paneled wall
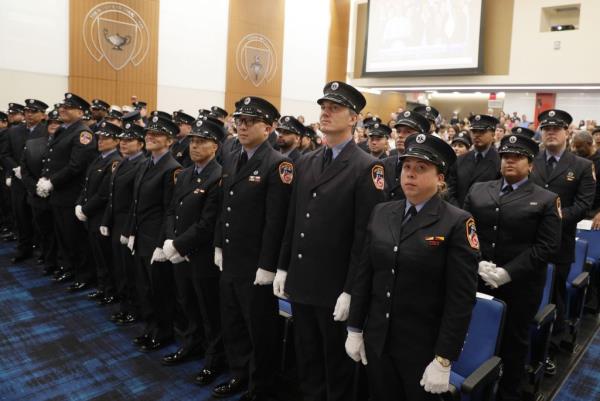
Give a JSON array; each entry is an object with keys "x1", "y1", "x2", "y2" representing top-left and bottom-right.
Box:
[
  {"x1": 69, "y1": 0, "x2": 159, "y2": 109},
  {"x1": 224, "y1": 0, "x2": 285, "y2": 114}
]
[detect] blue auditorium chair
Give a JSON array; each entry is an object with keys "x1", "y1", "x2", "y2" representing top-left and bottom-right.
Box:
[
  {"x1": 561, "y1": 238, "x2": 591, "y2": 353},
  {"x1": 443, "y1": 293, "x2": 506, "y2": 401},
  {"x1": 575, "y1": 228, "x2": 600, "y2": 314},
  {"x1": 525, "y1": 264, "x2": 557, "y2": 398}
]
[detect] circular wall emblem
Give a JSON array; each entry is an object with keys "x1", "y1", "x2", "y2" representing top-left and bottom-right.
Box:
[
  {"x1": 235, "y1": 33, "x2": 277, "y2": 87},
  {"x1": 416, "y1": 134, "x2": 426, "y2": 143}
]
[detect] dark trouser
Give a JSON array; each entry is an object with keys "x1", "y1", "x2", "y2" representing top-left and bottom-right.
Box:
[
  {"x1": 220, "y1": 276, "x2": 279, "y2": 394},
  {"x1": 291, "y1": 302, "x2": 354, "y2": 401},
  {"x1": 112, "y1": 228, "x2": 138, "y2": 315},
  {"x1": 553, "y1": 262, "x2": 571, "y2": 334},
  {"x1": 31, "y1": 205, "x2": 57, "y2": 266},
  {"x1": 134, "y1": 254, "x2": 175, "y2": 341},
  {"x1": 365, "y1": 343, "x2": 437, "y2": 401},
  {"x1": 173, "y1": 261, "x2": 225, "y2": 368},
  {"x1": 10, "y1": 182, "x2": 33, "y2": 254},
  {"x1": 88, "y1": 223, "x2": 115, "y2": 295},
  {"x1": 52, "y1": 205, "x2": 93, "y2": 282},
  {"x1": 0, "y1": 174, "x2": 13, "y2": 229},
  {"x1": 488, "y1": 284, "x2": 543, "y2": 401}
]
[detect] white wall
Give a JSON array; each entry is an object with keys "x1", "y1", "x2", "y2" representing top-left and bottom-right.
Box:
[
  {"x1": 502, "y1": 92, "x2": 536, "y2": 119},
  {"x1": 0, "y1": 0, "x2": 69, "y2": 109},
  {"x1": 157, "y1": 0, "x2": 229, "y2": 115},
  {"x1": 280, "y1": 0, "x2": 331, "y2": 123},
  {"x1": 556, "y1": 93, "x2": 600, "y2": 122}
]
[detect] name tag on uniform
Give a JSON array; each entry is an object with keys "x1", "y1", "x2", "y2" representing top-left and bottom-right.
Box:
[
  {"x1": 425, "y1": 236, "x2": 445, "y2": 246},
  {"x1": 530, "y1": 202, "x2": 538, "y2": 206},
  {"x1": 249, "y1": 175, "x2": 261, "y2": 183}
]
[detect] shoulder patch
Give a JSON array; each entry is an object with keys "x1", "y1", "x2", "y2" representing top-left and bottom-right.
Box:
[
  {"x1": 278, "y1": 161, "x2": 294, "y2": 184},
  {"x1": 173, "y1": 168, "x2": 182, "y2": 184},
  {"x1": 556, "y1": 197, "x2": 562, "y2": 219},
  {"x1": 592, "y1": 163, "x2": 596, "y2": 182},
  {"x1": 465, "y1": 217, "x2": 480, "y2": 250},
  {"x1": 371, "y1": 164, "x2": 385, "y2": 190},
  {"x1": 79, "y1": 131, "x2": 93, "y2": 145},
  {"x1": 111, "y1": 160, "x2": 119, "y2": 172}
]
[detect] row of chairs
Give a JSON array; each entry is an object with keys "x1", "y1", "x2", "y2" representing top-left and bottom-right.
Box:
[{"x1": 276, "y1": 236, "x2": 596, "y2": 401}]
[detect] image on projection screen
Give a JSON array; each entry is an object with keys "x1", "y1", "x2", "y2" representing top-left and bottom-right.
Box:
[{"x1": 364, "y1": 0, "x2": 483, "y2": 74}]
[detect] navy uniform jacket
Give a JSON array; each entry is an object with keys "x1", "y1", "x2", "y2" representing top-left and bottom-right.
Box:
[
  {"x1": 40, "y1": 120, "x2": 98, "y2": 207},
  {"x1": 383, "y1": 155, "x2": 404, "y2": 201},
  {"x1": 464, "y1": 179, "x2": 561, "y2": 289},
  {"x1": 285, "y1": 148, "x2": 302, "y2": 162},
  {"x1": 101, "y1": 153, "x2": 148, "y2": 235},
  {"x1": 165, "y1": 158, "x2": 222, "y2": 277},
  {"x1": 278, "y1": 141, "x2": 386, "y2": 308},
  {"x1": 348, "y1": 196, "x2": 479, "y2": 360},
  {"x1": 171, "y1": 136, "x2": 192, "y2": 167},
  {"x1": 0, "y1": 122, "x2": 47, "y2": 173},
  {"x1": 20, "y1": 136, "x2": 50, "y2": 209},
  {"x1": 214, "y1": 140, "x2": 292, "y2": 280},
  {"x1": 128, "y1": 152, "x2": 181, "y2": 257},
  {"x1": 447, "y1": 146, "x2": 501, "y2": 207},
  {"x1": 78, "y1": 151, "x2": 122, "y2": 230},
  {"x1": 587, "y1": 150, "x2": 600, "y2": 217},
  {"x1": 530, "y1": 150, "x2": 595, "y2": 264}
]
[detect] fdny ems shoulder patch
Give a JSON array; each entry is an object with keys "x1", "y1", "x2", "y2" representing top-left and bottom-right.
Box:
[
  {"x1": 371, "y1": 165, "x2": 385, "y2": 190},
  {"x1": 80, "y1": 131, "x2": 93, "y2": 145},
  {"x1": 173, "y1": 168, "x2": 182, "y2": 184},
  {"x1": 279, "y1": 162, "x2": 294, "y2": 184},
  {"x1": 465, "y1": 217, "x2": 480, "y2": 250}
]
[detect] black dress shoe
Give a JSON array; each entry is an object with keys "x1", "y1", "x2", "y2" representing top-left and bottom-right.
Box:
[
  {"x1": 96, "y1": 296, "x2": 117, "y2": 306},
  {"x1": 194, "y1": 367, "x2": 224, "y2": 386},
  {"x1": 87, "y1": 290, "x2": 104, "y2": 300},
  {"x1": 115, "y1": 313, "x2": 137, "y2": 326},
  {"x1": 55, "y1": 272, "x2": 73, "y2": 283},
  {"x1": 544, "y1": 357, "x2": 557, "y2": 376},
  {"x1": 161, "y1": 348, "x2": 191, "y2": 366},
  {"x1": 67, "y1": 281, "x2": 89, "y2": 292},
  {"x1": 212, "y1": 378, "x2": 248, "y2": 398},
  {"x1": 110, "y1": 312, "x2": 126, "y2": 322},
  {"x1": 2, "y1": 232, "x2": 16, "y2": 242},
  {"x1": 139, "y1": 338, "x2": 172, "y2": 353},
  {"x1": 132, "y1": 333, "x2": 151, "y2": 346}
]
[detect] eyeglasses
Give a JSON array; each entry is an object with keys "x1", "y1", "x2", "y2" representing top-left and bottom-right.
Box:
[{"x1": 234, "y1": 117, "x2": 262, "y2": 127}]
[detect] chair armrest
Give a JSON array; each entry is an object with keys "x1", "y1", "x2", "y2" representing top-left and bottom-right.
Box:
[
  {"x1": 572, "y1": 271, "x2": 590, "y2": 289},
  {"x1": 533, "y1": 304, "x2": 556, "y2": 327},
  {"x1": 461, "y1": 356, "x2": 502, "y2": 394}
]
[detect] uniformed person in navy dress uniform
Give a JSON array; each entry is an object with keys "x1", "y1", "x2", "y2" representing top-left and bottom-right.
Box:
[
  {"x1": 171, "y1": 110, "x2": 195, "y2": 167},
  {"x1": 447, "y1": 114, "x2": 502, "y2": 207},
  {"x1": 276, "y1": 115, "x2": 304, "y2": 162},
  {"x1": 383, "y1": 111, "x2": 431, "y2": 202},
  {"x1": 367, "y1": 122, "x2": 391, "y2": 160},
  {"x1": 161, "y1": 118, "x2": 226, "y2": 385},
  {"x1": 37, "y1": 93, "x2": 98, "y2": 285},
  {"x1": 101, "y1": 123, "x2": 147, "y2": 326},
  {"x1": 212, "y1": 96, "x2": 292, "y2": 401},
  {"x1": 126, "y1": 116, "x2": 182, "y2": 353},
  {"x1": 529, "y1": 109, "x2": 595, "y2": 344},
  {"x1": 413, "y1": 105, "x2": 440, "y2": 134},
  {"x1": 346, "y1": 133, "x2": 479, "y2": 401},
  {"x1": 275, "y1": 81, "x2": 386, "y2": 401},
  {"x1": 464, "y1": 133, "x2": 562, "y2": 401},
  {"x1": 450, "y1": 131, "x2": 472, "y2": 157},
  {"x1": 74, "y1": 121, "x2": 122, "y2": 297}
]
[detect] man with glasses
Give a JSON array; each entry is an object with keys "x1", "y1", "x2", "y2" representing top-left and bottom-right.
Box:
[{"x1": 212, "y1": 96, "x2": 293, "y2": 401}]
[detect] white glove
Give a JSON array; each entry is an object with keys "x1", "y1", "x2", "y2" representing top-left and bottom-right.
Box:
[
  {"x1": 5, "y1": 178, "x2": 11, "y2": 187},
  {"x1": 127, "y1": 235, "x2": 135, "y2": 252},
  {"x1": 119, "y1": 235, "x2": 128, "y2": 245},
  {"x1": 420, "y1": 358, "x2": 451, "y2": 394},
  {"x1": 214, "y1": 247, "x2": 223, "y2": 271},
  {"x1": 273, "y1": 269, "x2": 288, "y2": 298},
  {"x1": 254, "y1": 268, "x2": 276, "y2": 285},
  {"x1": 333, "y1": 292, "x2": 351, "y2": 321},
  {"x1": 75, "y1": 205, "x2": 87, "y2": 222},
  {"x1": 13, "y1": 166, "x2": 22, "y2": 179},
  {"x1": 170, "y1": 253, "x2": 186, "y2": 264},
  {"x1": 162, "y1": 239, "x2": 177, "y2": 259},
  {"x1": 480, "y1": 267, "x2": 512, "y2": 289},
  {"x1": 477, "y1": 260, "x2": 496, "y2": 274},
  {"x1": 37, "y1": 178, "x2": 53, "y2": 194},
  {"x1": 345, "y1": 331, "x2": 368, "y2": 365},
  {"x1": 150, "y1": 248, "x2": 167, "y2": 264},
  {"x1": 99, "y1": 226, "x2": 109, "y2": 237}
]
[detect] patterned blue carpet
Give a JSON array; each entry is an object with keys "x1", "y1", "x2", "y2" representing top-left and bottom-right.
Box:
[
  {"x1": 554, "y1": 326, "x2": 600, "y2": 401},
  {"x1": 0, "y1": 243, "x2": 234, "y2": 401}
]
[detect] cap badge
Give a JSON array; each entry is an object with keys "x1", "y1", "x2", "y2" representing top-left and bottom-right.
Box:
[
  {"x1": 244, "y1": 97, "x2": 251, "y2": 105},
  {"x1": 125, "y1": 123, "x2": 131, "y2": 129},
  {"x1": 196, "y1": 120, "x2": 203, "y2": 127},
  {"x1": 101, "y1": 122, "x2": 106, "y2": 127},
  {"x1": 29, "y1": 99, "x2": 34, "y2": 104},
  {"x1": 66, "y1": 93, "x2": 72, "y2": 99},
  {"x1": 152, "y1": 116, "x2": 158, "y2": 123},
  {"x1": 426, "y1": 106, "x2": 431, "y2": 112},
  {"x1": 404, "y1": 111, "x2": 411, "y2": 117},
  {"x1": 416, "y1": 134, "x2": 427, "y2": 144},
  {"x1": 475, "y1": 115, "x2": 481, "y2": 121},
  {"x1": 517, "y1": 128, "x2": 522, "y2": 133},
  {"x1": 212, "y1": 106, "x2": 217, "y2": 111},
  {"x1": 331, "y1": 82, "x2": 339, "y2": 91},
  {"x1": 509, "y1": 135, "x2": 517, "y2": 143},
  {"x1": 549, "y1": 110, "x2": 556, "y2": 117},
  {"x1": 374, "y1": 123, "x2": 379, "y2": 129},
  {"x1": 285, "y1": 116, "x2": 290, "y2": 122}
]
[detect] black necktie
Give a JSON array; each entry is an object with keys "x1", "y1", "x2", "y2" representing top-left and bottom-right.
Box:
[
  {"x1": 501, "y1": 185, "x2": 513, "y2": 196},
  {"x1": 403, "y1": 205, "x2": 418, "y2": 225},
  {"x1": 236, "y1": 150, "x2": 248, "y2": 173},
  {"x1": 475, "y1": 153, "x2": 483, "y2": 164},
  {"x1": 322, "y1": 148, "x2": 333, "y2": 172},
  {"x1": 547, "y1": 156, "x2": 557, "y2": 176},
  {"x1": 395, "y1": 158, "x2": 402, "y2": 181}
]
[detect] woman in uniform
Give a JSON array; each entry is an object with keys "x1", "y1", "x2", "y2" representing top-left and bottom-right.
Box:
[
  {"x1": 346, "y1": 133, "x2": 480, "y2": 401},
  {"x1": 463, "y1": 132, "x2": 561, "y2": 401}
]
